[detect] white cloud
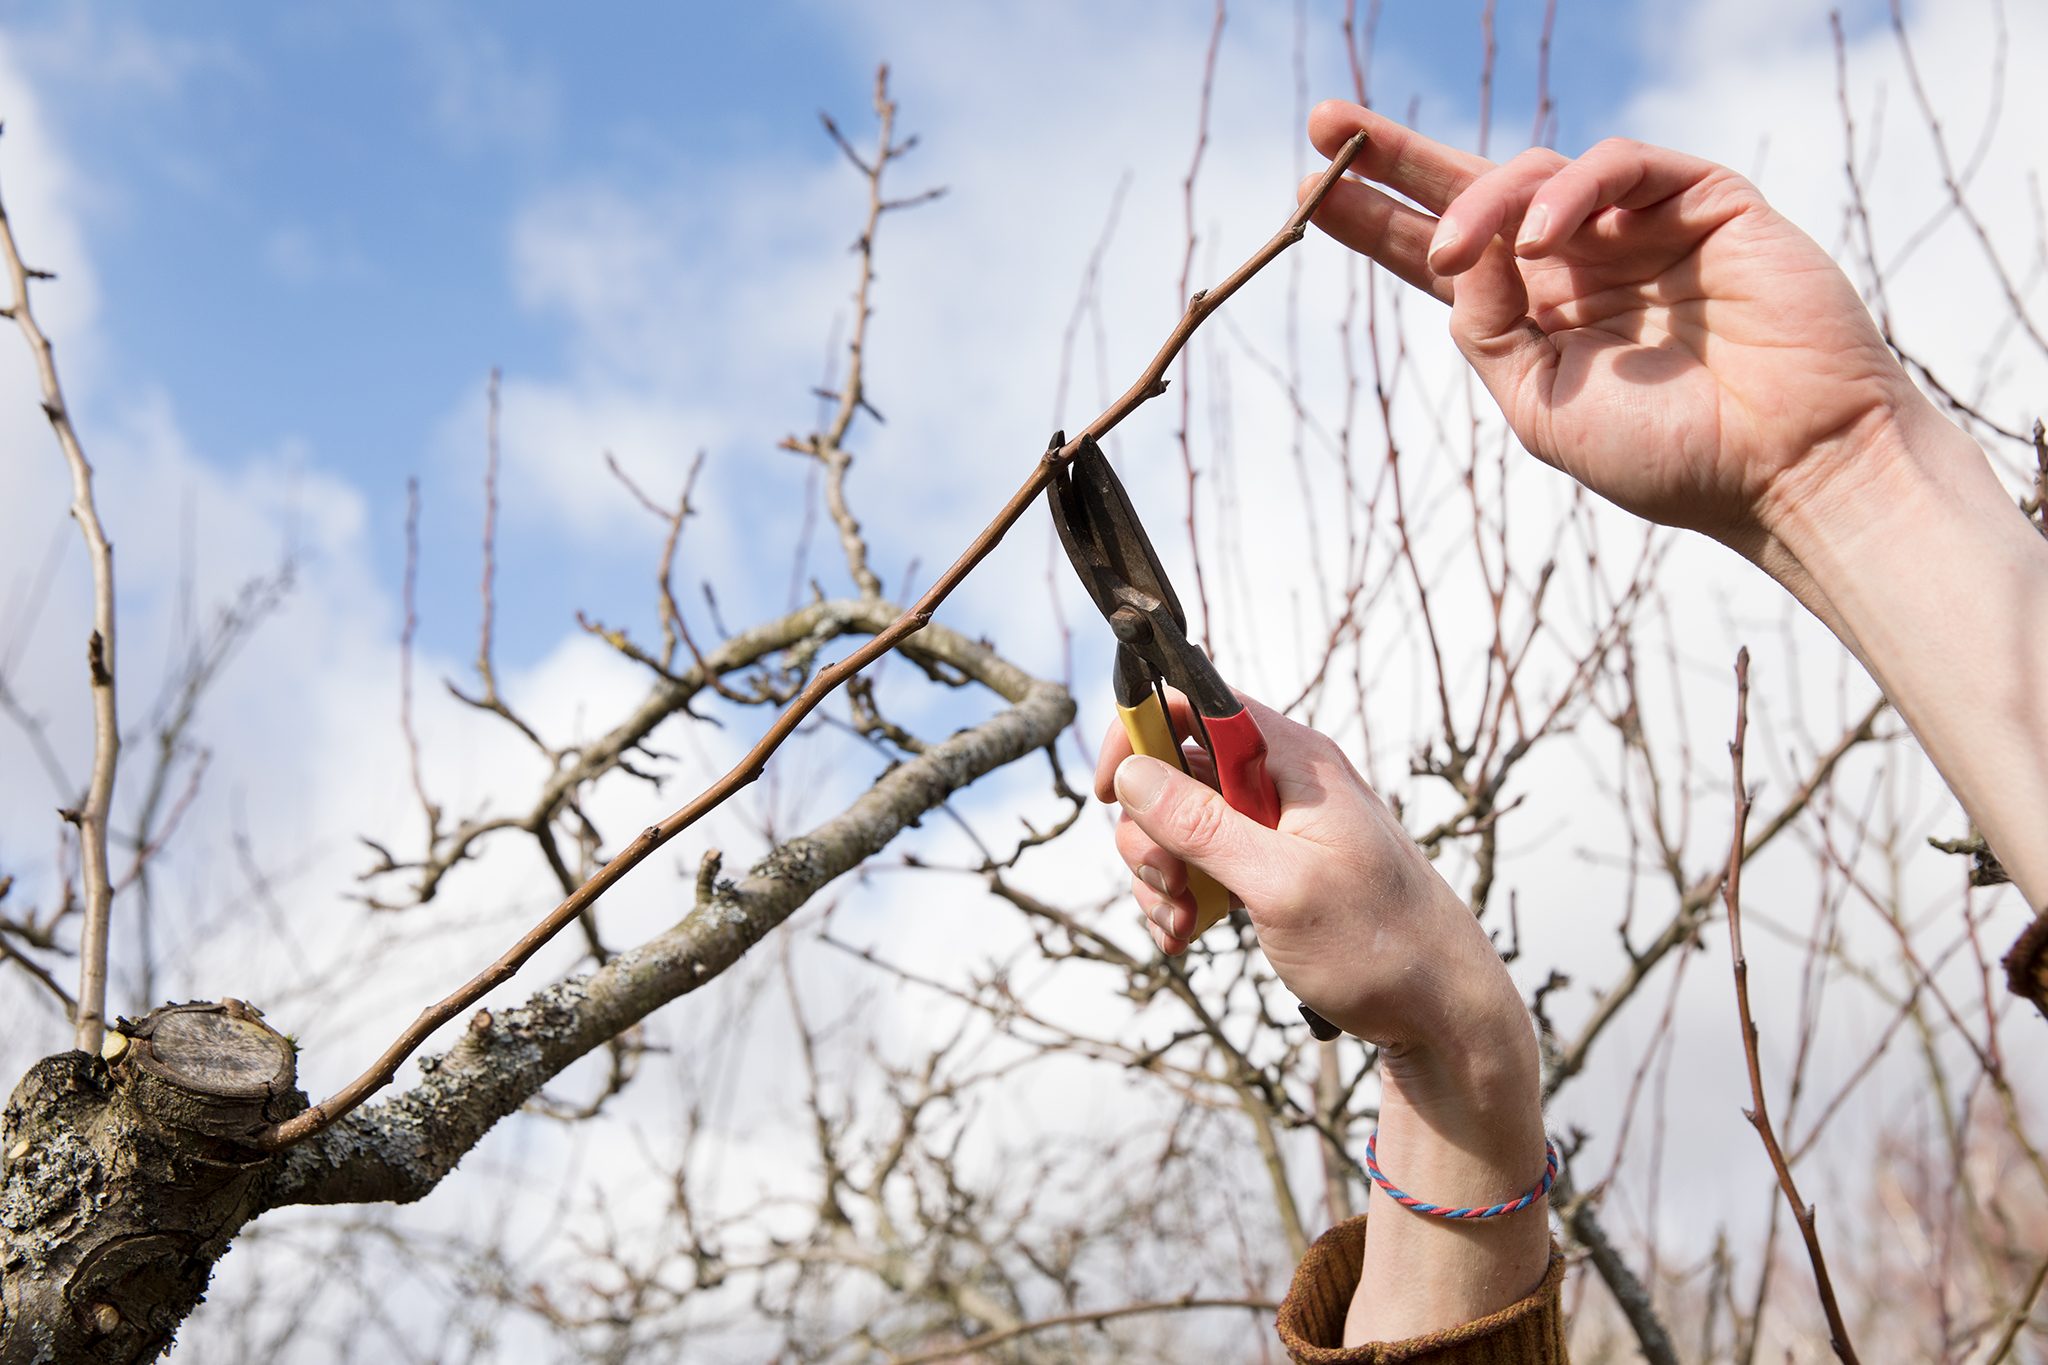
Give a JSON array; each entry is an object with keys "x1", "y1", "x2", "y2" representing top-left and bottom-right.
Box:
[{"x1": 393, "y1": 8, "x2": 558, "y2": 154}]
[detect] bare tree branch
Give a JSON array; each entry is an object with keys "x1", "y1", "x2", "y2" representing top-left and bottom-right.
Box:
[
  {"x1": 781, "y1": 66, "x2": 937, "y2": 600},
  {"x1": 1721, "y1": 648, "x2": 1860, "y2": 1365},
  {"x1": 0, "y1": 136, "x2": 121, "y2": 1054},
  {"x1": 885, "y1": 1295, "x2": 1278, "y2": 1365},
  {"x1": 267, "y1": 620, "x2": 1072, "y2": 1205}
]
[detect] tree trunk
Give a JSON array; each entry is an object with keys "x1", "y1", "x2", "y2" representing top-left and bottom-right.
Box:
[{"x1": 0, "y1": 1002, "x2": 300, "y2": 1365}]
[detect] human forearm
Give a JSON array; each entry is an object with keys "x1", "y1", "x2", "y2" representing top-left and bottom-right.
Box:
[
  {"x1": 1766, "y1": 399, "x2": 2048, "y2": 905},
  {"x1": 1097, "y1": 711, "x2": 1558, "y2": 1344},
  {"x1": 1346, "y1": 933, "x2": 1552, "y2": 1344}
]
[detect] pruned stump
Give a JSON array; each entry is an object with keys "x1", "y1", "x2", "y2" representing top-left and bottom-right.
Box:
[
  {"x1": 118, "y1": 1001, "x2": 296, "y2": 1139},
  {"x1": 1, "y1": 1001, "x2": 303, "y2": 1364}
]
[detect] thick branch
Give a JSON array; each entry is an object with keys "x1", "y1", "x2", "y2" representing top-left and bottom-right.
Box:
[
  {"x1": 266, "y1": 630, "x2": 1072, "y2": 1203},
  {"x1": 255, "y1": 128, "x2": 1370, "y2": 1152}
]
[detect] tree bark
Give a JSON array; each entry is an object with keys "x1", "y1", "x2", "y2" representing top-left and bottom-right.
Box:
[
  {"x1": 0, "y1": 1002, "x2": 299, "y2": 1364},
  {"x1": 0, "y1": 626, "x2": 1071, "y2": 1362}
]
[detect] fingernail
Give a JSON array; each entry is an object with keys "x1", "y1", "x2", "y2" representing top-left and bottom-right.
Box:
[
  {"x1": 1114, "y1": 755, "x2": 1168, "y2": 813},
  {"x1": 1139, "y1": 866, "x2": 1170, "y2": 896},
  {"x1": 1427, "y1": 220, "x2": 1460, "y2": 266},
  {"x1": 1516, "y1": 204, "x2": 1549, "y2": 250}
]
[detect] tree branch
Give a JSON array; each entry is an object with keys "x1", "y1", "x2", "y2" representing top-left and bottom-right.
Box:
[
  {"x1": 884, "y1": 1294, "x2": 1278, "y2": 1365},
  {"x1": 0, "y1": 137, "x2": 120, "y2": 1054},
  {"x1": 1721, "y1": 648, "x2": 1860, "y2": 1365},
  {"x1": 266, "y1": 629, "x2": 1070, "y2": 1205},
  {"x1": 252, "y1": 127, "x2": 1371, "y2": 1152},
  {"x1": 1546, "y1": 695, "x2": 1884, "y2": 1097},
  {"x1": 1553, "y1": 1167, "x2": 1680, "y2": 1365}
]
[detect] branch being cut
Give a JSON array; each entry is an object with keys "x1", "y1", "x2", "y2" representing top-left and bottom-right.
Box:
[
  {"x1": 253, "y1": 127, "x2": 1372, "y2": 1152},
  {"x1": 0, "y1": 138, "x2": 121, "y2": 1055}
]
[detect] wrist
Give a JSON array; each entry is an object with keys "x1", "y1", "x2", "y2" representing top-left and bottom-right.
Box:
[
  {"x1": 1376, "y1": 993, "x2": 1544, "y2": 1179},
  {"x1": 1756, "y1": 391, "x2": 1988, "y2": 593},
  {"x1": 1367, "y1": 946, "x2": 1546, "y2": 1203},
  {"x1": 1346, "y1": 979, "x2": 1551, "y2": 1344}
]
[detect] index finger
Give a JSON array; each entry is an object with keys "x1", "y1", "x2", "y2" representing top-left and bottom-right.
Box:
[
  {"x1": 1094, "y1": 716, "x2": 1135, "y2": 804},
  {"x1": 1092, "y1": 692, "x2": 1224, "y2": 804},
  {"x1": 1309, "y1": 99, "x2": 1494, "y2": 215}
]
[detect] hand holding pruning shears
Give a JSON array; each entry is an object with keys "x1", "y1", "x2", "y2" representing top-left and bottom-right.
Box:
[
  {"x1": 1052, "y1": 434, "x2": 1514, "y2": 1045},
  {"x1": 1088, "y1": 688, "x2": 1525, "y2": 1057}
]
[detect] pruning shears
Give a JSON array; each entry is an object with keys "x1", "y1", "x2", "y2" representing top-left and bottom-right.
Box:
[{"x1": 1049, "y1": 432, "x2": 1339, "y2": 1041}]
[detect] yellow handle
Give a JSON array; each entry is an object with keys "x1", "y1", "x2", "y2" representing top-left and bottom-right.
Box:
[{"x1": 1116, "y1": 698, "x2": 1233, "y2": 936}]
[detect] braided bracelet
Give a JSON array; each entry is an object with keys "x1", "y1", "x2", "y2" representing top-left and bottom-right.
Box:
[{"x1": 1364, "y1": 1131, "x2": 1561, "y2": 1220}]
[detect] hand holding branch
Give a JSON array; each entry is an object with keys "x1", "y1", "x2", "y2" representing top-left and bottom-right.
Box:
[{"x1": 1307, "y1": 99, "x2": 2048, "y2": 916}]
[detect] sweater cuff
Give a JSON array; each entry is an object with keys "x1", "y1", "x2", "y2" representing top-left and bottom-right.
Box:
[{"x1": 1276, "y1": 1215, "x2": 1568, "y2": 1363}]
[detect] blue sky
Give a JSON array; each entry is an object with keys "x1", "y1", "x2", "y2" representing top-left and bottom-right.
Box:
[{"x1": 1, "y1": 0, "x2": 1676, "y2": 671}]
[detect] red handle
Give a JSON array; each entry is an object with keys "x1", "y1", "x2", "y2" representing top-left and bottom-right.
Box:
[{"x1": 1205, "y1": 708, "x2": 1280, "y2": 829}]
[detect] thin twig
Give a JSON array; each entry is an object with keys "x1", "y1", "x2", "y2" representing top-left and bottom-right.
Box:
[
  {"x1": 478, "y1": 368, "x2": 503, "y2": 696},
  {"x1": 1555, "y1": 1167, "x2": 1681, "y2": 1365},
  {"x1": 1722, "y1": 648, "x2": 1861, "y2": 1364},
  {"x1": 1529, "y1": 0, "x2": 1558, "y2": 147},
  {"x1": 1476, "y1": 0, "x2": 1498, "y2": 158},
  {"x1": 1174, "y1": 0, "x2": 1227, "y2": 657},
  {"x1": 885, "y1": 1295, "x2": 1278, "y2": 1365},
  {"x1": 1981, "y1": 1248, "x2": 2048, "y2": 1364},
  {"x1": 1548, "y1": 695, "x2": 1885, "y2": 1097},
  {"x1": 0, "y1": 138, "x2": 120, "y2": 1054},
  {"x1": 0, "y1": 927, "x2": 75, "y2": 1018},
  {"x1": 397, "y1": 479, "x2": 441, "y2": 852},
  {"x1": 447, "y1": 369, "x2": 549, "y2": 752},
  {"x1": 1341, "y1": 0, "x2": 1382, "y2": 107},
  {"x1": 251, "y1": 129, "x2": 1373, "y2": 1151},
  {"x1": 784, "y1": 66, "x2": 937, "y2": 600}
]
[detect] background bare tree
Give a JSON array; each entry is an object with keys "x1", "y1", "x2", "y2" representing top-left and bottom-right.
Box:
[{"x1": 2, "y1": 4, "x2": 2046, "y2": 1363}]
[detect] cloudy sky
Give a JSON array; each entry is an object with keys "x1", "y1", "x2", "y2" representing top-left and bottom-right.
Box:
[{"x1": 1, "y1": 0, "x2": 2043, "y2": 1357}]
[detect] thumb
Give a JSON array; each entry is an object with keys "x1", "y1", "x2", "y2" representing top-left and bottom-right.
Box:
[{"x1": 1114, "y1": 755, "x2": 1289, "y2": 906}]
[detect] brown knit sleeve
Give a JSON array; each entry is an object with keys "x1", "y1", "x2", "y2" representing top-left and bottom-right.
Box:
[{"x1": 1276, "y1": 1215, "x2": 1568, "y2": 1363}]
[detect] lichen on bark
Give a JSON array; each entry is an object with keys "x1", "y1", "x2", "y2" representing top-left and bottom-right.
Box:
[{"x1": 1, "y1": 1003, "x2": 300, "y2": 1364}]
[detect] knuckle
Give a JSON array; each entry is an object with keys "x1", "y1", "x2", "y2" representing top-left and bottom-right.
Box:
[
  {"x1": 1507, "y1": 146, "x2": 1567, "y2": 175},
  {"x1": 1161, "y1": 788, "x2": 1231, "y2": 856},
  {"x1": 1114, "y1": 819, "x2": 1159, "y2": 867},
  {"x1": 1588, "y1": 135, "x2": 1641, "y2": 161},
  {"x1": 1705, "y1": 166, "x2": 1761, "y2": 205}
]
